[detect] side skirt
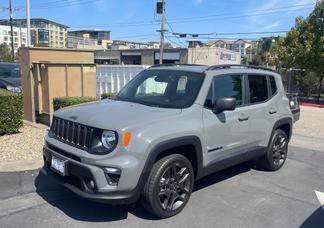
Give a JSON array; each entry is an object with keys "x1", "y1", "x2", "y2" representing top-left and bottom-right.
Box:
[{"x1": 201, "y1": 146, "x2": 267, "y2": 178}]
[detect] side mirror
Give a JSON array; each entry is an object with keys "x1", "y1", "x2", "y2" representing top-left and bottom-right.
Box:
[{"x1": 213, "y1": 97, "x2": 236, "y2": 113}]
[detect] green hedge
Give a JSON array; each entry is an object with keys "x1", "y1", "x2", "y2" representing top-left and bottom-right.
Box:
[
  {"x1": 101, "y1": 92, "x2": 116, "y2": 100},
  {"x1": 0, "y1": 89, "x2": 23, "y2": 135},
  {"x1": 53, "y1": 96, "x2": 98, "y2": 111}
]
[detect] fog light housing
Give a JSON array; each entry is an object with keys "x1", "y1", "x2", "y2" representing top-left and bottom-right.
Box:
[
  {"x1": 83, "y1": 178, "x2": 96, "y2": 191},
  {"x1": 104, "y1": 167, "x2": 121, "y2": 186}
]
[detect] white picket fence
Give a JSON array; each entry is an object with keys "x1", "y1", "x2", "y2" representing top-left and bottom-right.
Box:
[{"x1": 96, "y1": 65, "x2": 150, "y2": 96}]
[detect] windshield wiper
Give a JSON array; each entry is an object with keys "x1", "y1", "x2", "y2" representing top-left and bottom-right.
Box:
[{"x1": 116, "y1": 97, "x2": 161, "y2": 107}]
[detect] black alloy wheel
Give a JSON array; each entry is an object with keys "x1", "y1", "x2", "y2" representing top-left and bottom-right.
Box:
[
  {"x1": 158, "y1": 162, "x2": 191, "y2": 211},
  {"x1": 262, "y1": 129, "x2": 288, "y2": 171},
  {"x1": 142, "y1": 154, "x2": 194, "y2": 218}
]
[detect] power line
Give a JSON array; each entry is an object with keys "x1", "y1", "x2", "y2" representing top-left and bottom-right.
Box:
[
  {"x1": 170, "y1": 30, "x2": 290, "y2": 38},
  {"x1": 64, "y1": 3, "x2": 314, "y2": 28},
  {"x1": 167, "y1": 7, "x2": 314, "y2": 24},
  {"x1": 168, "y1": 3, "x2": 315, "y2": 22},
  {"x1": 165, "y1": 19, "x2": 186, "y2": 47},
  {"x1": 15, "y1": 0, "x2": 101, "y2": 10}
]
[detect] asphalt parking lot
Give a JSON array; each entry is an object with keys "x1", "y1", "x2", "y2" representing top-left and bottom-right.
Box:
[
  {"x1": 0, "y1": 144, "x2": 323, "y2": 228},
  {"x1": 0, "y1": 107, "x2": 324, "y2": 228}
]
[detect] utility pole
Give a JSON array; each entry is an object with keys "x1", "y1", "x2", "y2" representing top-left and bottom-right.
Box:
[
  {"x1": 9, "y1": 0, "x2": 15, "y2": 61},
  {"x1": 158, "y1": 0, "x2": 166, "y2": 64},
  {"x1": 26, "y1": 0, "x2": 31, "y2": 47}
]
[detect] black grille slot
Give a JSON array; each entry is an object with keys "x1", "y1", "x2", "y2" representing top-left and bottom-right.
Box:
[{"x1": 50, "y1": 117, "x2": 94, "y2": 150}]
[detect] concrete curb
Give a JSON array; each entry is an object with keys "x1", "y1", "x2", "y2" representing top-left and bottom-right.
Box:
[{"x1": 0, "y1": 160, "x2": 43, "y2": 172}]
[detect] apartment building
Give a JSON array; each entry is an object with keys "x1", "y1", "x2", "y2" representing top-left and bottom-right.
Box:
[
  {"x1": 0, "y1": 18, "x2": 69, "y2": 48},
  {"x1": 0, "y1": 25, "x2": 27, "y2": 52},
  {"x1": 208, "y1": 39, "x2": 254, "y2": 56}
]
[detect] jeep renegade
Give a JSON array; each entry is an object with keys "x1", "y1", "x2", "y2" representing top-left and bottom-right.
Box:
[{"x1": 43, "y1": 64, "x2": 294, "y2": 218}]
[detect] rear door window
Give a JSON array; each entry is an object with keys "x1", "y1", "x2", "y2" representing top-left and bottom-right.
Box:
[{"x1": 248, "y1": 75, "x2": 269, "y2": 104}]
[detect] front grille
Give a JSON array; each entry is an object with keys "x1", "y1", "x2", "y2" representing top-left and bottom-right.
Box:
[{"x1": 50, "y1": 117, "x2": 94, "y2": 150}]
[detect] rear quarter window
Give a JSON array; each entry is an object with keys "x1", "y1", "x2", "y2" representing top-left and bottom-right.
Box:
[{"x1": 269, "y1": 76, "x2": 277, "y2": 95}]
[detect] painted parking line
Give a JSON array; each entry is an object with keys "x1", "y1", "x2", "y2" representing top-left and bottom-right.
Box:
[{"x1": 315, "y1": 190, "x2": 324, "y2": 211}]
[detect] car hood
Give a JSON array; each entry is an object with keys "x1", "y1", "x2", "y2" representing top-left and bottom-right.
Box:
[
  {"x1": 0, "y1": 77, "x2": 21, "y2": 87},
  {"x1": 54, "y1": 99, "x2": 182, "y2": 130}
]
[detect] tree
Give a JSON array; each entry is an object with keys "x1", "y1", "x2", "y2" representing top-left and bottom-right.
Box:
[
  {"x1": 276, "y1": 1, "x2": 324, "y2": 101},
  {"x1": 0, "y1": 43, "x2": 13, "y2": 62},
  {"x1": 249, "y1": 37, "x2": 279, "y2": 68},
  {"x1": 162, "y1": 42, "x2": 173, "y2": 49}
]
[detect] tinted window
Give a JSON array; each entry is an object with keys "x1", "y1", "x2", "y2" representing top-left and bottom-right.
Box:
[
  {"x1": 269, "y1": 76, "x2": 277, "y2": 95},
  {"x1": 205, "y1": 75, "x2": 243, "y2": 108},
  {"x1": 117, "y1": 70, "x2": 205, "y2": 109},
  {"x1": 0, "y1": 65, "x2": 20, "y2": 78},
  {"x1": 248, "y1": 75, "x2": 268, "y2": 103}
]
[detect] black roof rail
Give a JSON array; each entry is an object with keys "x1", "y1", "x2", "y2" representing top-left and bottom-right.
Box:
[
  {"x1": 206, "y1": 64, "x2": 276, "y2": 72},
  {"x1": 149, "y1": 63, "x2": 207, "y2": 68}
]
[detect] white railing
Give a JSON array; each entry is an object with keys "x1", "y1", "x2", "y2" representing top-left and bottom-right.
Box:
[{"x1": 96, "y1": 65, "x2": 150, "y2": 96}]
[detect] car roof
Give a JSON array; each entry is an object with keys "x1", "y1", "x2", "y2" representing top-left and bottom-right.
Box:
[
  {"x1": 0, "y1": 62, "x2": 19, "y2": 67},
  {"x1": 147, "y1": 64, "x2": 209, "y2": 73},
  {"x1": 147, "y1": 64, "x2": 277, "y2": 75}
]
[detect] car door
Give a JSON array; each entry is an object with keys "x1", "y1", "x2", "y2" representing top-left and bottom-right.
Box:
[
  {"x1": 243, "y1": 74, "x2": 278, "y2": 148},
  {"x1": 202, "y1": 74, "x2": 252, "y2": 166}
]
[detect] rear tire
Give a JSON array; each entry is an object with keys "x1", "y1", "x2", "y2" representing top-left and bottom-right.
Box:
[
  {"x1": 142, "y1": 154, "x2": 194, "y2": 218},
  {"x1": 262, "y1": 129, "x2": 288, "y2": 171}
]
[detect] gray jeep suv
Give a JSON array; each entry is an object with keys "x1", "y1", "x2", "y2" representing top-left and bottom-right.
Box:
[{"x1": 43, "y1": 64, "x2": 294, "y2": 218}]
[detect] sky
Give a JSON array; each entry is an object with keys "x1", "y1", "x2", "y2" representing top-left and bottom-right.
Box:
[{"x1": 0, "y1": 0, "x2": 317, "y2": 46}]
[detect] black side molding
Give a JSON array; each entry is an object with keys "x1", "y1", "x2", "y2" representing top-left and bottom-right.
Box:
[{"x1": 269, "y1": 117, "x2": 293, "y2": 144}]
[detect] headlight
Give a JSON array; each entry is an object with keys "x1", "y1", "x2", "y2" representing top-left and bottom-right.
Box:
[
  {"x1": 101, "y1": 130, "x2": 117, "y2": 150},
  {"x1": 6, "y1": 85, "x2": 21, "y2": 93}
]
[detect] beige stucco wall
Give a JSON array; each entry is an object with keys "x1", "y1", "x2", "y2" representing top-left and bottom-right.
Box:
[
  {"x1": 20, "y1": 47, "x2": 96, "y2": 125},
  {"x1": 187, "y1": 47, "x2": 241, "y2": 65}
]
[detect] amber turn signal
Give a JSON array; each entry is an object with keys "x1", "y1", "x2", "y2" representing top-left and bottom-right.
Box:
[{"x1": 123, "y1": 131, "x2": 131, "y2": 147}]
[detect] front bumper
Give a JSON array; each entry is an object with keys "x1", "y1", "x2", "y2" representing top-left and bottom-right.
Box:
[
  {"x1": 291, "y1": 108, "x2": 300, "y2": 122},
  {"x1": 43, "y1": 146, "x2": 141, "y2": 205}
]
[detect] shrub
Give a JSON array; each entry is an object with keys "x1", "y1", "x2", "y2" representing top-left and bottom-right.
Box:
[
  {"x1": 101, "y1": 92, "x2": 116, "y2": 100},
  {"x1": 0, "y1": 89, "x2": 23, "y2": 135},
  {"x1": 53, "y1": 96, "x2": 98, "y2": 111}
]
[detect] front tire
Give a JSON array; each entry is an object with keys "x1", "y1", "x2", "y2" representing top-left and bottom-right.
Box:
[
  {"x1": 142, "y1": 154, "x2": 194, "y2": 218},
  {"x1": 262, "y1": 129, "x2": 288, "y2": 171}
]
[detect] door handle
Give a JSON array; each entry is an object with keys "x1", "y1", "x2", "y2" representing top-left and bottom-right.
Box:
[
  {"x1": 269, "y1": 108, "x2": 278, "y2": 114},
  {"x1": 238, "y1": 113, "x2": 249, "y2": 121}
]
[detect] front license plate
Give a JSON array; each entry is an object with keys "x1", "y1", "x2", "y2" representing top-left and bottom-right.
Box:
[{"x1": 51, "y1": 156, "x2": 67, "y2": 176}]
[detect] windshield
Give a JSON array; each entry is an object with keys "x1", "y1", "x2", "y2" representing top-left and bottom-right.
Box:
[
  {"x1": 116, "y1": 69, "x2": 205, "y2": 108},
  {"x1": 0, "y1": 64, "x2": 20, "y2": 78}
]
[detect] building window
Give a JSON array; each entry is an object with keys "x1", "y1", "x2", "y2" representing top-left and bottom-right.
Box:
[
  {"x1": 4, "y1": 36, "x2": 8, "y2": 41},
  {"x1": 38, "y1": 29, "x2": 49, "y2": 43},
  {"x1": 3, "y1": 30, "x2": 7, "y2": 35},
  {"x1": 13, "y1": 31, "x2": 18, "y2": 36}
]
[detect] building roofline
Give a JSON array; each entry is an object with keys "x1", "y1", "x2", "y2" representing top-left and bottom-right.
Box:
[
  {"x1": 69, "y1": 29, "x2": 111, "y2": 33},
  {"x1": 0, "y1": 18, "x2": 69, "y2": 28}
]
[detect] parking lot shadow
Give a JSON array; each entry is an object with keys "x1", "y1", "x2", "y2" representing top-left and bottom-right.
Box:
[{"x1": 34, "y1": 161, "x2": 256, "y2": 222}]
